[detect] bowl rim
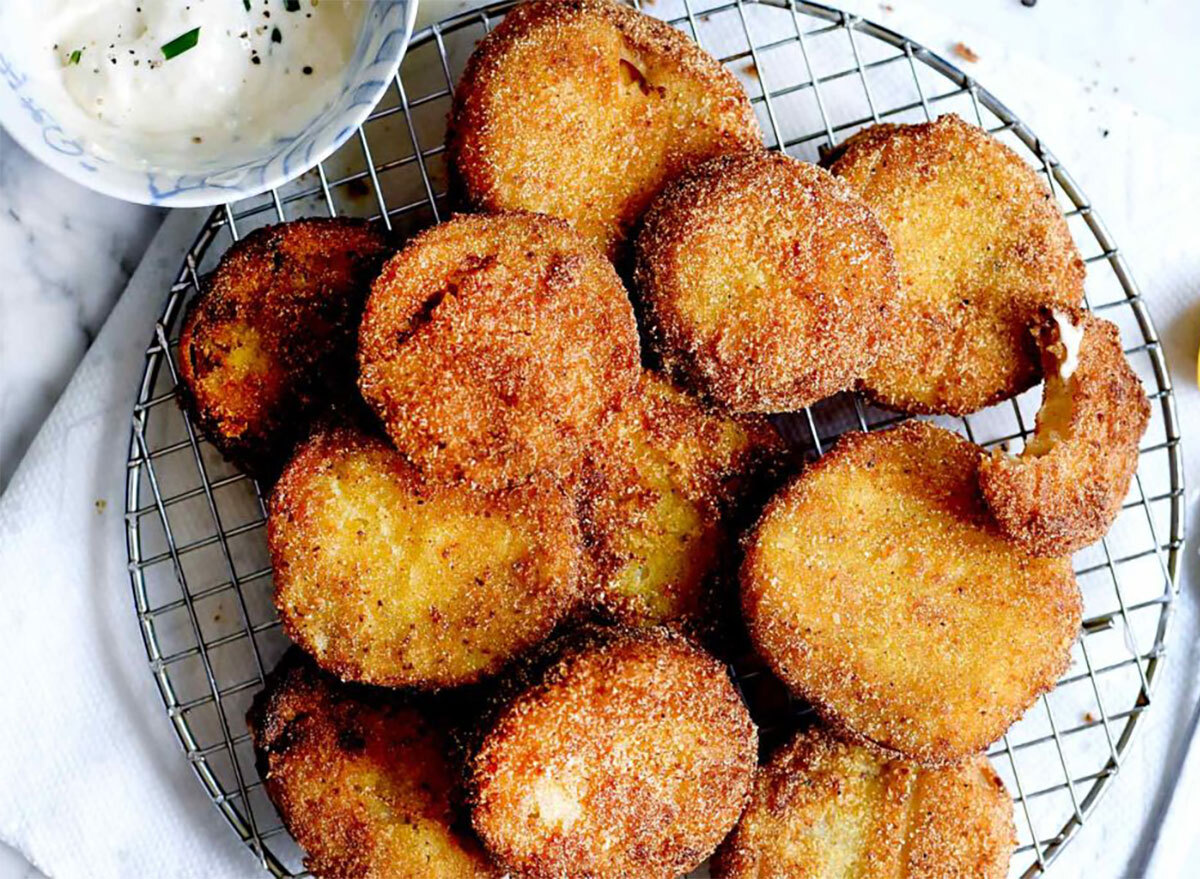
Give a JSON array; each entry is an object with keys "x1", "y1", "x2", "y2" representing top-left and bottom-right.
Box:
[{"x1": 0, "y1": 0, "x2": 419, "y2": 208}]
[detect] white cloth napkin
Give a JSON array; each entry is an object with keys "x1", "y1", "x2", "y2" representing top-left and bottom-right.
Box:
[
  {"x1": 1, "y1": 5, "x2": 1198, "y2": 879},
  {"x1": 0, "y1": 209, "x2": 265, "y2": 878}
]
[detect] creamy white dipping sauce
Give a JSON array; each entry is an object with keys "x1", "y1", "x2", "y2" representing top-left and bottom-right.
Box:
[{"x1": 31, "y1": 0, "x2": 365, "y2": 168}]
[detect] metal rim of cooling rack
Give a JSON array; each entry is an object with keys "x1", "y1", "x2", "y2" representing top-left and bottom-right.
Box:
[{"x1": 124, "y1": 2, "x2": 1186, "y2": 877}]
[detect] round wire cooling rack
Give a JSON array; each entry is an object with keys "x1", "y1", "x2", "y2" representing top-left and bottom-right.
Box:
[{"x1": 124, "y1": 1, "x2": 1185, "y2": 877}]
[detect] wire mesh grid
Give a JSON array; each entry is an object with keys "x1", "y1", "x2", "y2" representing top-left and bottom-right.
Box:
[{"x1": 122, "y1": 2, "x2": 1185, "y2": 877}]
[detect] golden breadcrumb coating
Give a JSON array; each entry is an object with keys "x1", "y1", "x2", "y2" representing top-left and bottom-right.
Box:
[
  {"x1": 449, "y1": 0, "x2": 762, "y2": 261},
  {"x1": 635, "y1": 150, "x2": 899, "y2": 412},
  {"x1": 830, "y1": 115, "x2": 1085, "y2": 415},
  {"x1": 178, "y1": 218, "x2": 390, "y2": 478},
  {"x1": 357, "y1": 211, "x2": 640, "y2": 490},
  {"x1": 712, "y1": 727, "x2": 1016, "y2": 879},
  {"x1": 268, "y1": 426, "x2": 582, "y2": 689},
  {"x1": 980, "y1": 307, "x2": 1150, "y2": 556},
  {"x1": 469, "y1": 626, "x2": 757, "y2": 879},
  {"x1": 741, "y1": 422, "x2": 1081, "y2": 764},
  {"x1": 577, "y1": 370, "x2": 784, "y2": 630},
  {"x1": 247, "y1": 650, "x2": 499, "y2": 878}
]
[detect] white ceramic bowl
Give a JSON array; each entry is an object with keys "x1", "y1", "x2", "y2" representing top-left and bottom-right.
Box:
[{"x1": 0, "y1": 1, "x2": 418, "y2": 207}]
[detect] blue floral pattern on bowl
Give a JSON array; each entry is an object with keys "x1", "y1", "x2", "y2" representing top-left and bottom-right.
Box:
[{"x1": 0, "y1": 1, "x2": 417, "y2": 208}]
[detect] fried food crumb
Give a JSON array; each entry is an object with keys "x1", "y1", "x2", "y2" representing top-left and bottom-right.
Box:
[{"x1": 952, "y1": 41, "x2": 980, "y2": 63}]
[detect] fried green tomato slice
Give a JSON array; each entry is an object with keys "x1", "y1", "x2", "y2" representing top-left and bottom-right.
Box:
[
  {"x1": 980, "y1": 307, "x2": 1150, "y2": 556},
  {"x1": 741, "y1": 421, "x2": 1081, "y2": 764},
  {"x1": 712, "y1": 727, "x2": 1015, "y2": 879},
  {"x1": 635, "y1": 150, "x2": 899, "y2": 412},
  {"x1": 449, "y1": 0, "x2": 761, "y2": 261},
  {"x1": 247, "y1": 650, "x2": 499, "y2": 878},
  {"x1": 830, "y1": 114, "x2": 1085, "y2": 415},
  {"x1": 469, "y1": 626, "x2": 757, "y2": 879},
  {"x1": 358, "y1": 212, "x2": 640, "y2": 490},
  {"x1": 268, "y1": 425, "x2": 582, "y2": 689},
  {"x1": 577, "y1": 370, "x2": 783, "y2": 629},
  {"x1": 178, "y1": 218, "x2": 390, "y2": 477}
]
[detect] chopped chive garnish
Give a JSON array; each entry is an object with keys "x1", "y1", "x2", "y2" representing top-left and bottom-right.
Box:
[
  {"x1": 243, "y1": 0, "x2": 251, "y2": 9},
  {"x1": 161, "y1": 27, "x2": 200, "y2": 60},
  {"x1": 284, "y1": 0, "x2": 301, "y2": 11},
  {"x1": 68, "y1": 48, "x2": 83, "y2": 65}
]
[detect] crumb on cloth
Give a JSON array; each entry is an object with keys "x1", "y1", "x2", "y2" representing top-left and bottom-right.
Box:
[{"x1": 952, "y1": 42, "x2": 980, "y2": 63}]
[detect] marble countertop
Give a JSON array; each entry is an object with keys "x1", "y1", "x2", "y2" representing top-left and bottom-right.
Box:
[
  {"x1": 0, "y1": 133, "x2": 163, "y2": 487},
  {"x1": 0, "y1": 1, "x2": 1197, "y2": 876}
]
